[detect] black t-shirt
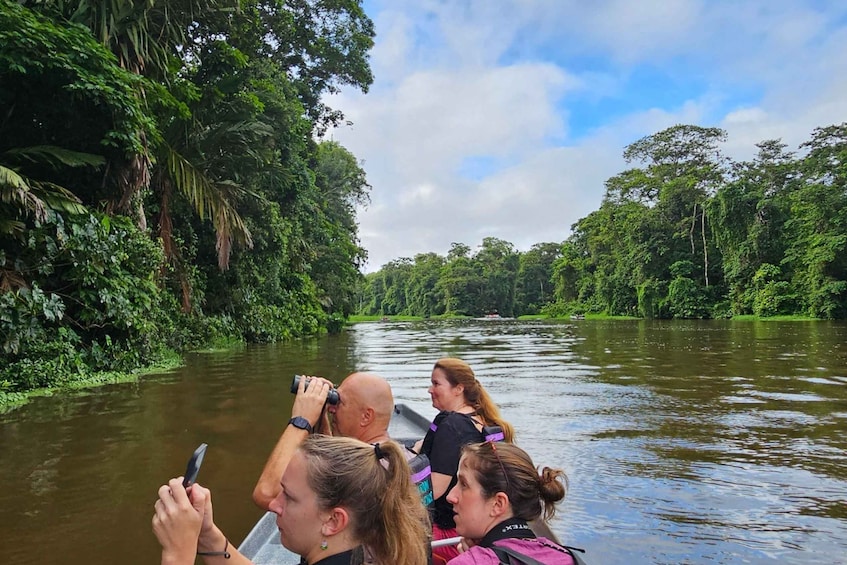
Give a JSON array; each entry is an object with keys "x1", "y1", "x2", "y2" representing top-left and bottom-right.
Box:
[{"x1": 420, "y1": 411, "x2": 484, "y2": 528}]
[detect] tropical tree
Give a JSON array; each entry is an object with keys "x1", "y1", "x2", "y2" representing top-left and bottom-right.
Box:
[
  {"x1": 710, "y1": 139, "x2": 797, "y2": 314},
  {"x1": 379, "y1": 258, "x2": 413, "y2": 315},
  {"x1": 785, "y1": 123, "x2": 847, "y2": 317},
  {"x1": 1, "y1": 0, "x2": 152, "y2": 286},
  {"x1": 515, "y1": 242, "x2": 561, "y2": 314},
  {"x1": 406, "y1": 253, "x2": 446, "y2": 317},
  {"x1": 437, "y1": 249, "x2": 479, "y2": 316},
  {"x1": 0, "y1": 146, "x2": 93, "y2": 237},
  {"x1": 622, "y1": 124, "x2": 728, "y2": 288},
  {"x1": 307, "y1": 140, "x2": 370, "y2": 320},
  {"x1": 551, "y1": 241, "x2": 586, "y2": 304},
  {"x1": 473, "y1": 237, "x2": 519, "y2": 317}
]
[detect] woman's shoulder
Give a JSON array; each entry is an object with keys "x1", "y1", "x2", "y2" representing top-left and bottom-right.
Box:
[
  {"x1": 446, "y1": 545, "x2": 499, "y2": 564},
  {"x1": 437, "y1": 411, "x2": 477, "y2": 427},
  {"x1": 448, "y1": 539, "x2": 577, "y2": 565},
  {"x1": 491, "y1": 537, "x2": 576, "y2": 564},
  {"x1": 435, "y1": 412, "x2": 481, "y2": 438}
]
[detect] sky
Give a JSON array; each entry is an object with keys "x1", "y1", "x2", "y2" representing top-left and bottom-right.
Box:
[{"x1": 325, "y1": 0, "x2": 847, "y2": 273}]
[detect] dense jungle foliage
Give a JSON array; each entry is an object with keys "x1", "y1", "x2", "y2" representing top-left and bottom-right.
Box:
[
  {"x1": 358, "y1": 124, "x2": 847, "y2": 320},
  {"x1": 1, "y1": 0, "x2": 374, "y2": 396}
]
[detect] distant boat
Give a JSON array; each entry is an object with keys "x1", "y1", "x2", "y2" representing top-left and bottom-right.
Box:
[
  {"x1": 484, "y1": 312, "x2": 501, "y2": 319},
  {"x1": 570, "y1": 314, "x2": 585, "y2": 320}
]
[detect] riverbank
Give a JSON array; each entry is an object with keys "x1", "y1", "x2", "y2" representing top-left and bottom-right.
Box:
[
  {"x1": 0, "y1": 328, "x2": 254, "y2": 412},
  {"x1": 0, "y1": 351, "x2": 185, "y2": 412},
  {"x1": 353, "y1": 313, "x2": 822, "y2": 322},
  {"x1": 728, "y1": 314, "x2": 821, "y2": 321}
]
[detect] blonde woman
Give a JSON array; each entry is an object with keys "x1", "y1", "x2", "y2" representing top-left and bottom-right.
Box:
[
  {"x1": 416, "y1": 358, "x2": 515, "y2": 561},
  {"x1": 153, "y1": 436, "x2": 430, "y2": 565}
]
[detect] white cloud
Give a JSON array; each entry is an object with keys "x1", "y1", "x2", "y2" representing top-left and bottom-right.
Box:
[{"x1": 326, "y1": 1, "x2": 847, "y2": 271}]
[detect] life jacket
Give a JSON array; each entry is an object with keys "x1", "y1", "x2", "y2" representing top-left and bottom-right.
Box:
[{"x1": 490, "y1": 538, "x2": 588, "y2": 565}]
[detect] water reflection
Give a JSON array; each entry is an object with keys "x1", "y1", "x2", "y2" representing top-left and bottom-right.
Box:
[
  {"x1": 347, "y1": 319, "x2": 847, "y2": 564},
  {"x1": 0, "y1": 319, "x2": 846, "y2": 565}
]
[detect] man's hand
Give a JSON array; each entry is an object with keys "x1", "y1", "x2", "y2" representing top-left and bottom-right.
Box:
[{"x1": 291, "y1": 375, "x2": 332, "y2": 428}]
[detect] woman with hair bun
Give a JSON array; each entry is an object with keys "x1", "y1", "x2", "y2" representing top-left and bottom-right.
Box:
[
  {"x1": 416, "y1": 358, "x2": 515, "y2": 561},
  {"x1": 153, "y1": 435, "x2": 430, "y2": 565},
  {"x1": 445, "y1": 441, "x2": 580, "y2": 564}
]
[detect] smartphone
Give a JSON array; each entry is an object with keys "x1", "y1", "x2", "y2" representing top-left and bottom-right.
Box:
[{"x1": 182, "y1": 443, "x2": 208, "y2": 488}]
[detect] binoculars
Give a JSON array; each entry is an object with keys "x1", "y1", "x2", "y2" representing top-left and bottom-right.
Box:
[{"x1": 290, "y1": 374, "x2": 340, "y2": 405}]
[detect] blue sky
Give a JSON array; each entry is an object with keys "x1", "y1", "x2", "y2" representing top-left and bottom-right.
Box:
[{"x1": 327, "y1": 0, "x2": 847, "y2": 272}]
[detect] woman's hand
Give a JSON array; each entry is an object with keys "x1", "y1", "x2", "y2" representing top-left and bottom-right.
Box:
[
  {"x1": 190, "y1": 483, "x2": 215, "y2": 539},
  {"x1": 192, "y1": 484, "x2": 231, "y2": 555},
  {"x1": 152, "y1": 477, "x2": 206, "y2": 565},
  {"x1": 457, "y1": 537, "x2": 478, "y2": 554}
]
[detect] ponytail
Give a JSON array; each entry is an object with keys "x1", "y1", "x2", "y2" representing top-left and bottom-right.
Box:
[
  {"x1": 538, "y1": 466, "x2": 568, "y2": 521},
  {"x1": 369, "y1": 441, "x2": 431, "y2": 564},
  {"x1": 434, "y1": 358, "x2": 515, "y2": 442},
  {"x1": 473, "y1": 385, "x2": 515, "y2": 442}
]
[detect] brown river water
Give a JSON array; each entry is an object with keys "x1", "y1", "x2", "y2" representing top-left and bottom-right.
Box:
[{"x1": 1, "y1": 319, "x2": 846, "y2": 564}]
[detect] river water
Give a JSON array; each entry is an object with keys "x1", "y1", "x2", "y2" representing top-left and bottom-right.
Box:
[{"x1": 1, "y1": 319, "x2": 846, "y2": 564}]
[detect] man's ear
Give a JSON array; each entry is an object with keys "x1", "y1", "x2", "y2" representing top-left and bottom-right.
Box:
[
  {"x1": 322, "y1": 507, "x2": 350, "y2": 537},
  {"x1": 361, "y1": 406, "x2": 375, "y2": 426}
]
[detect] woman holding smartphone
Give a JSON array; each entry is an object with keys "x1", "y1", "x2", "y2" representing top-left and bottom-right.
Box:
[{"x1": 153, "y1": 435, "x2": 430, "y2": 565}]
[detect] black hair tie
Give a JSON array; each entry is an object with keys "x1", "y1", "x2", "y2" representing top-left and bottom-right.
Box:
[{"x1": 373, "y1": 442, "x2": 384, "y2": 460}]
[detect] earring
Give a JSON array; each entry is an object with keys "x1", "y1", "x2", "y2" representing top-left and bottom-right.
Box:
[{"x1": 320, "y1": 539, "x2": 328, "y2": 550}]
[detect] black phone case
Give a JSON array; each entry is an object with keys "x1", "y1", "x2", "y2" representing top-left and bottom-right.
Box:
[{"x1": 182, "y1": 443, "x2": 207, "y2": 487}]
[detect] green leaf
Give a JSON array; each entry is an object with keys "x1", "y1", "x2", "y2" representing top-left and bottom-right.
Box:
[{"x1": 5, "y1": 146, "x2": 105, "y2": 169}]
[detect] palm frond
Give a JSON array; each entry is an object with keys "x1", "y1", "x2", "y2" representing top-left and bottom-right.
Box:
[
  {"x1": 5, "y1": 145, "x2": 106, "y2": 169},
  {"x1": 0, "y1": 165, "x2": 29, "y2": 194},
  {"x1": 0, "y1": 218, "x2": 27, "y2": 237},
  {"x1": 0, "y1": 262, "x2": 28, "y2": 291},
  {"x1": 35, "y1": 182, "x2": 87, "y2": 215},
  {"x1": 1, "y1": 164, "x2": 47, "y2": 223},
  {"x1": 1, "y1": 150, "x2": 89, "y2": 223},
  {"x1": 161, "y1": 144, "x2": 254, "y2": 269}
]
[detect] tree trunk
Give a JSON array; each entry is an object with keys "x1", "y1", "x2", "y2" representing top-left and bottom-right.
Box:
[
  {"x1": 690, "y1": 202, "x2": 697, "y2": 255},
  {"x1": 702, "y1": 205, "x2": 709, "y2": 287}
]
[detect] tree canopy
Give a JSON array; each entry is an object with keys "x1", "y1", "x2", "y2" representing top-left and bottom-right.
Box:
[
  {"x1": 1, "y1": 0, "x2": 375, "y2": 394},
  {"x1": 358, "y1": 122, "x2": 847, "y2": 322}
]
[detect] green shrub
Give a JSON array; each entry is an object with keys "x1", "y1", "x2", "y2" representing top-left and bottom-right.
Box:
[
  {"x1": 1, "y1": 212, "x2": 174, "y2": 391},
  {"x1": 667, "y1": 277, "x2": 709, "y2": 319}
]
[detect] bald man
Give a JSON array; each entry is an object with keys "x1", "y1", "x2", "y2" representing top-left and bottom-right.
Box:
[{"x1": 252, "y1": 372, "x2": 395, "y2": 510}]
